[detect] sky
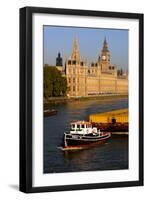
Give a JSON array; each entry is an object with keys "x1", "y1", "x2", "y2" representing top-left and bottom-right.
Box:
[{"x1": 43, "y1": 26, "x2": 128, "y2": 70}]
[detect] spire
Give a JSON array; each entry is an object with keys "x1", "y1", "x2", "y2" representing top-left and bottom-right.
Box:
[
  {"x1": 56, "y1": 51, "x2": 63, "y2": 66},
  {"x1": 98, "y1": 50, "x2": 101, "y2": 62},
  {"x1": 102, "y1": 37, "x2": 109, "y2": 52},
  {"x1": 71, "y1": 35, "x2": 80, "y2": 61}
]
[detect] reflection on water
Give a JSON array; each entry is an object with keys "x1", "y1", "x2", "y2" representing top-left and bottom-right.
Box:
[
  {"x1": 63, "y1": 137, "x2": 128, "y2": 171},
  {"x1": 44, "y1": 98, "x2": 128, "y2": 173}
]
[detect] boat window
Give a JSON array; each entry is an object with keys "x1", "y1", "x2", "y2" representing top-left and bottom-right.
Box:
[
  {"x1": 77, "y1": 124, "x2": 80, "y2": 129},
  {"x1": 71, "y1": 124, "x2": 75, "y2": 129},
  {"x1": 82, "y1": 124, "x2": 84, "y2": 128}
]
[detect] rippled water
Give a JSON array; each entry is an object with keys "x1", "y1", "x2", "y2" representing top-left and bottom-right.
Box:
[{"x1": 44, "y1": 98, "x2": 128, "y2": 173}]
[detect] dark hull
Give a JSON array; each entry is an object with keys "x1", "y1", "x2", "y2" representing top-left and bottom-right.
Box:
[
  {"x1": 44, "y1": 110, "x2": 57, "y2": 117},
  {"x1": 64, "y1": 134, "x2": 110, "y2": 148}
]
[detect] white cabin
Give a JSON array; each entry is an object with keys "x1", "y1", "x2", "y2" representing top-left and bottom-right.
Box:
[{"x1": 69, "y1": 121, "x2": 99, "y2": 135}]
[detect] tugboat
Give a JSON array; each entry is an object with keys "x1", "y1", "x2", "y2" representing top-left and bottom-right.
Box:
[{"x1": 62, "y1": 121, "x2": 111, "y2": 150}]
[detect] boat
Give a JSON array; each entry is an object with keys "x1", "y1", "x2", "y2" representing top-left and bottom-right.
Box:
[
  {"x1": 44, "y1": 109, "x2": 57, "y2": 117},
  {"x1": 62, "y1": 121, "x2": 111, "y2": 150}
]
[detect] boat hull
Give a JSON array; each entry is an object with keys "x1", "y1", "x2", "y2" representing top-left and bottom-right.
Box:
[
  {"x1": 64, "y1": 133, "x2": 111, "y2": 148},
  {"x1": 44, "y1": 109, "x2": 57, "y2": 117}
]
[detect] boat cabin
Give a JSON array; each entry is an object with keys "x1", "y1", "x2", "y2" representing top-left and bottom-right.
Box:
[{"x1": 70, "y1": 121, "x2": 94, "y2": 135}]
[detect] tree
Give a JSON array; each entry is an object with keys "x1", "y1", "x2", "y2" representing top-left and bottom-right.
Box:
[
  {"x1": 44, "y1": 65, "x2": 53, "y2": 98},
  {"x1": 44, "y1": 64, "x2": 67, "y2": 99}
]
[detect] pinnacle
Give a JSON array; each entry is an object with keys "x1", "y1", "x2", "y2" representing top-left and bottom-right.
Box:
[
  {"x1": 102, "y1": 37, "x2": 109, "y2": 52},
  {"x1": 71, "y1": 34, "x2": 80, "y2": 61}
]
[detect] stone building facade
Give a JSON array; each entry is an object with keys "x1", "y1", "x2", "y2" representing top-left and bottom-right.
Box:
[{"x1": 56, "y1": 36, "x2": 128, "y2": 97}]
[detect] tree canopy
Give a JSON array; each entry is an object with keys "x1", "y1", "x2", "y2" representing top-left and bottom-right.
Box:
[{"x1": 44, "y1": 64, "x2": 67, "y2": 99}]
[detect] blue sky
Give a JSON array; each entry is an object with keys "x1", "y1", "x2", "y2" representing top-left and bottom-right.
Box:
[{"x1": 44, "y1": 26, "x2": 128, "y2": 70}]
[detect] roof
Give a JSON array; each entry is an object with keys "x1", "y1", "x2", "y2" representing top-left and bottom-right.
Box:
[
  {"x1": 90, "y1": 109, "x2": 128, "y2": 117},
  {"x1": 70, "y1": 121, "x2": 91, "y2": 125}
]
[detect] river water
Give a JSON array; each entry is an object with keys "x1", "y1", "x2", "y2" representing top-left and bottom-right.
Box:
[{"x1": 44, "y1": 98, "x2": 128, "y2": 173}]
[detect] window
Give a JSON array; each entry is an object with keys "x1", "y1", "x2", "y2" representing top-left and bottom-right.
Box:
[
  {"x1": 82, "y1": 124, "x2": 85, "y2": 128},
  {"x1": 73, "y1": 78, "x2": 75, "y2": 83},
  {"x1": 73, "y1": 86, "x2": 75, "y2": 91},
  {"x1": 77, "y1": 125, "x2": 80, "y2": 129},
  {"x1": 69, "y1": 78, "x2": 71, "y2": 83},
  {"x1": 68, "y1": 60, "x2": 71, "y2": 65},
  {"x1": 72, "y1": 60, "x2": 76, "y2": 65},
  {"x1": 71, "y1": 124, "x2": 75, "y2": 130}
]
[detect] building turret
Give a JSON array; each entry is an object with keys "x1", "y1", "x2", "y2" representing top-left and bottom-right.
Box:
[
  {"x1": 71, "y1": 35, "x2": 80, "y2": 61},
  {"x1": 56, "y1": 52, "x2": 63, "y2": 66},
  {"x1": 102, "y1": 37, "x2": 109, "y2": 53},
  {"x1": 101, "y1": 37, "x2": 110, "y2": 63},
  {"x1": 65, "y1": 35, "x2": 87, "y2": 97},
  {"x1": 100, "y1": 37, "x2": 111, "y2": 72}
]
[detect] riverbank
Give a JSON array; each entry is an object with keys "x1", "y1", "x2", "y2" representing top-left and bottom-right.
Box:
[{"x1": 44, "y1": 94, "x2": 128, "y2": 105}]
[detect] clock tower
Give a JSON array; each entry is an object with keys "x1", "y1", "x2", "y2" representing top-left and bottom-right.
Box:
[{"x1": 100, "y1": 37, "x2": 110, "y2": 72}]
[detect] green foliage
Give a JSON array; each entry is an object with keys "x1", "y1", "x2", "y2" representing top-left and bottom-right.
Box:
[{"x1": 44, "y1": 64, "x2": 67, "y2": 99}]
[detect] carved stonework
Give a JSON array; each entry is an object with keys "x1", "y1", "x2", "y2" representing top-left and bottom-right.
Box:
[{"x1": 56, "y1": 36, "x2": 128, "y2": 97}]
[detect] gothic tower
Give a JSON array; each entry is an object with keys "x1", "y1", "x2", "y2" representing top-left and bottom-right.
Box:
[
  {"x1": 65, "y1": 35, "x2": 87, "y2": 97},
  {"x1": 56, "y1": 52, "x2": 63, "y2": 66},
  {"x1": 100, "y1": 37, "x2": 110, "y2": 72},
  {"x1": 71, "y1": 35, "x2": 80, "y2": 62}
]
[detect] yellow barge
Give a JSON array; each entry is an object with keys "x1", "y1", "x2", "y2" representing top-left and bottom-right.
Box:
[
  {"x1": 89, "y1": 109, "x2": 128, "y2": 124},
  {"x1": 89, "y1": 109, "x2": 128, "y2": 132}
]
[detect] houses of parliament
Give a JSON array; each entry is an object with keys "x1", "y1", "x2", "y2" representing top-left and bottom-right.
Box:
[{"x1": 55, "y1": 36, "x2": 128, "y2": 97}]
